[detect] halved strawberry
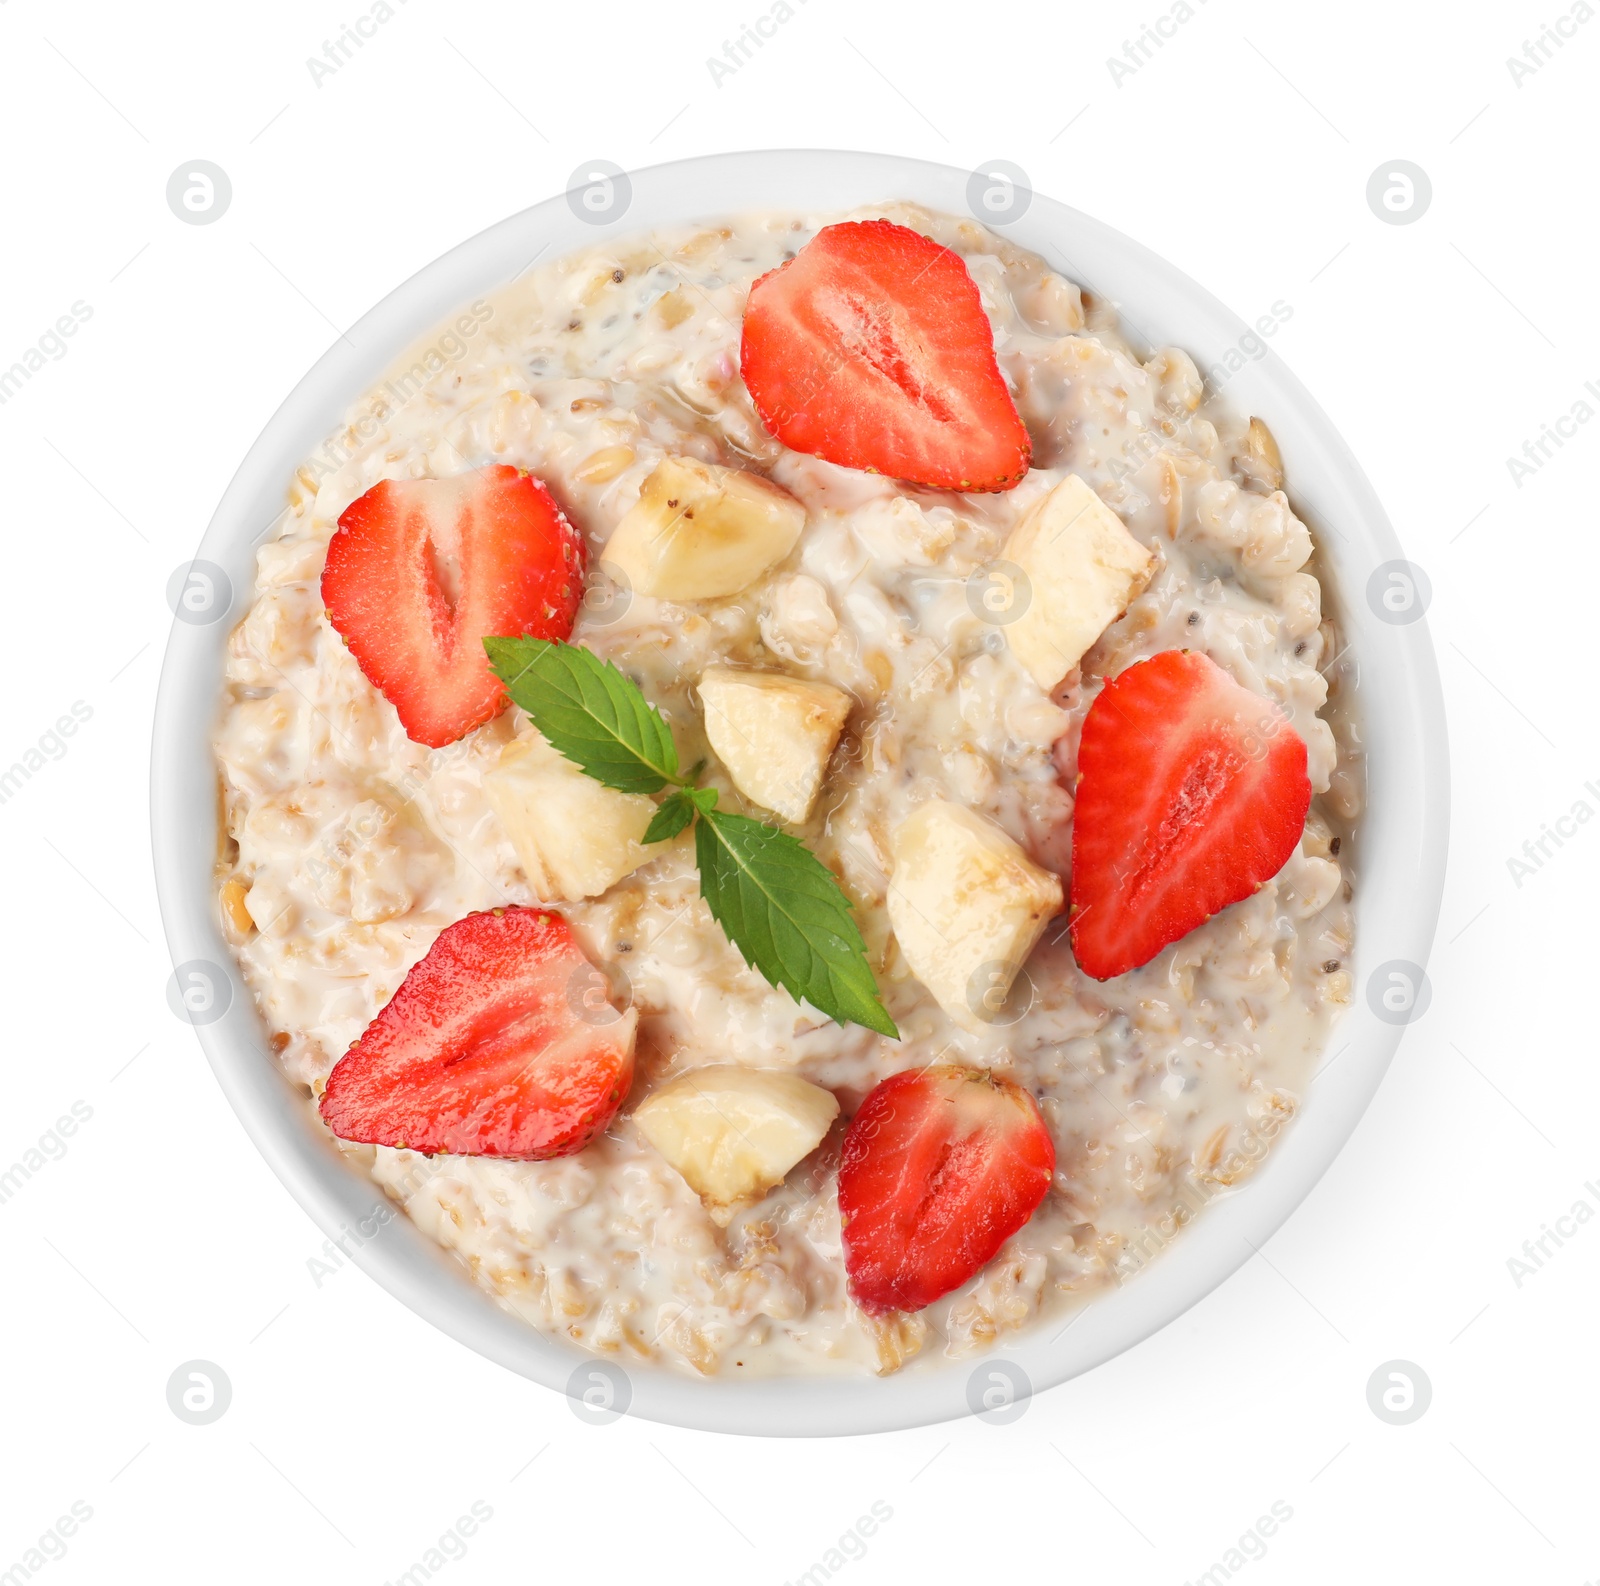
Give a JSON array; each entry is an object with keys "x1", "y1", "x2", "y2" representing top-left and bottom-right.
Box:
[
  {"x1": 319, "y1": 907, "x2": 635, "y2": 1159},
  {"x1": 838, "y1": 1065, "x2": 1054, "y2": 1314},
  {"x1": 740, "y1": 219, "x2": 1031, "y2": 492},
  {"x1": 1069, "y1": 649, "x2": 1312, "y2": 980},
  {"x1": 321, "y1": 466, "x2": 584, "y2": 748}
]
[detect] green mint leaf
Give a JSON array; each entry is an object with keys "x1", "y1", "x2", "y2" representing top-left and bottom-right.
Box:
[
  {"x1": 694, "y1": 808, "x2": 898, "y2": 1038},
  {"x1": 485, "y1": 636, "x2": 679, "y2": 795},
  {"x1": 643, "y1": 789, "x2": 696, "y2": 845},
  {"x1": 487, "y1": 642, "x2": 891, "y2": 1037}
]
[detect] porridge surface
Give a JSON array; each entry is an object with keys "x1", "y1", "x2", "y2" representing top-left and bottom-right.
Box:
[{"x1": 213, "y1": 204, "x2": 1358, "y2": 1377}]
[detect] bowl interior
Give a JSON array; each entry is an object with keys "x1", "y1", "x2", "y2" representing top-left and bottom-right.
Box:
[{"x1": 151, "y1": 149, "x2": 1448, "y2": 1436}]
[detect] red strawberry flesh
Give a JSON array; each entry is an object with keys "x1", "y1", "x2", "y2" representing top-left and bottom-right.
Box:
[
  {"x1": 321, "y1": 465, "x2": 585, "y2": 748},
  {"x1": 1069, "y1": 649, "x2": 1312, "y2": 980},
  {"x1": 740, "y1": 219, "x2": 1031, "y2": 492},
  {"x1": 319, "y1": 908, "x2": 635, "y2": 1159},
  {"x1": 838, "y1": 1065, "x2": 1055, "y2": 1314}
]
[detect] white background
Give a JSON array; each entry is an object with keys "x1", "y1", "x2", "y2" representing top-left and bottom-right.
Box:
[{"x1": 0, "y1": 0, "x2": 1593, "y2": 1580}]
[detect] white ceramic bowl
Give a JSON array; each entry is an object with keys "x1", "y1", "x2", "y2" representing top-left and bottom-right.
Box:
[{"x1": 151, "y1": 149, "x2": 1448, "y2": 1436}]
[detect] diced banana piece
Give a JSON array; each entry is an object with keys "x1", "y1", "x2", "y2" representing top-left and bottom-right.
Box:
[
  {"x1": 483, "y1": 735, "x2": 656, "y2": 901},
  {"x1": 698, "y1": 667, "x2": 852, "y2": 824},
  {"x1": 887, "y1": 800, "x2": 1062, "y2": 1031},
  {"x1": 1001, "y1": 474, "x2": 1156, "y2": 689},
  {"x1": 634, "y1": 1066, "x2": 839, "y2": 1221},
  {"x1": 603, "y1": 456, "x2": 805, "y2": 601}
]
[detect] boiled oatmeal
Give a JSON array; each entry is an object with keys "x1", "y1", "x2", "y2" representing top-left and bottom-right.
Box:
[{"x1": 212, "y1": 203, "x2": 1359, "y2": 1377}]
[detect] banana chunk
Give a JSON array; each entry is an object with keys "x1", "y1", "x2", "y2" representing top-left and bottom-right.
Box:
[
  {"x1": 1002, "y1": 474, "x2": 1156, "y2": 689},
  {"x1": 603, "y1": 456, "x2": 806, "y2": 601},
  {"x1": 634, "y1": 1066, "x2": 840, "y2": 1222},
  {"x1": 483, "y1": 735, "x2": 656, "y2": 901},
  {"x1": 887, "y1": 800, "x2": 1062, "y2": 1031},
  {"x1": 699, "y1": 667, "x2": 852, "y2": 824}
]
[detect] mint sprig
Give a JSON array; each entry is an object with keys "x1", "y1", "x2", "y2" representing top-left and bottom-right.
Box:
[
  {"x1": 695, "y1": 808, "x2": 898, "y2": 1038},
  {"x1": 486, "y1": 637, "x2": 897, "y2": 1038},
  {"x1": 642, "y1": 785, "x2": 716, "y2": 844},
  {"x1": 485, "y1": 636, "x2": 680, "y2": 795},
  {"x1": 642, "y1": 788, "x2": 698, "y2": 845}
]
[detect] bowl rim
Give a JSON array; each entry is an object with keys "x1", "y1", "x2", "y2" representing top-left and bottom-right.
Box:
[{"x1": 151, "y1": 148, "x2": 1449, "y2": 1437}]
